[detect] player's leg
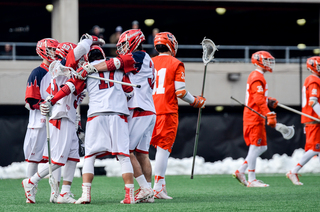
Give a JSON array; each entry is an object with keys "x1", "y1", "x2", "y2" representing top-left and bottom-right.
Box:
[
  {"x1": 75, "y1": 155, "x2": 96, "y2": 204},
  {"x1": 50, "y1": 168, "x2": 61, "y2": 203},
  {"x1": 118, "y1": 155, "x2": 135, "y2": 204}
]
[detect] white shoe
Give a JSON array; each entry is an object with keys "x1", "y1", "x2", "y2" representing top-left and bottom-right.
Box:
[
  {"x1": 22, "y1": 179, "x2": 37, "y2": 203},
  {"x1": 57, "y1": 192, "x2": 76, "y2": 204},
  {"x1": 134, "y1": 187, "x2": 154, "y2": 203},
  {"x1": 286, "y1": 171, "x2": 303, "y2": 185},
  {"x1": 120, "y1": 186, "x2": 135, "y2": 204},
  {"x1": 247, "y1": 179, "x2": 269, "y2": 187},
  {"x1": 75, "y1": 185, "x2": 91, "y2": 204},
  {"x1": 154, "y1": 185, "x2": 172, "y2": 199},
  {"x1": 232, "y1": 170, "x2": 247, "y2": 186},
  {"x1": 142, "y1": 196, "x2": 155, "y2": 203}
]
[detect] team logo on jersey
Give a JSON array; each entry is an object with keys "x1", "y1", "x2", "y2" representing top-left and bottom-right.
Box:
[
  {"x1": 312, "y1": 88, "x2": 317, "y2": 96},
  {"x1": 316, "y1": 143, "x2": 320, "y2": 150},
  {"x1": 257, "y1": 138, "x2": 262, "y2": 145},
  {"x1": 257, "y1": 85, "x2": 263, "y2": 93}
]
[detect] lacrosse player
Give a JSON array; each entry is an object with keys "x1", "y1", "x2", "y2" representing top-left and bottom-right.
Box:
[
  {"x1": 22, "y1": 34, "x2": 104, "y2": 204},
  {"x1": 286, "y1": 56, "x2": 320, "y2": 185},
  {"x1": 78, "y1": 29, "x2": 156, "y2": 203},
  {"x1": 23, "y1": 38, "x2": 60, "y2": 203},
  {"x1": 150, "y1": 32, "x2": 206, "y2": 199},
  {"x1": 233, "y1": 51, "x2": 278, "y2": 187}
]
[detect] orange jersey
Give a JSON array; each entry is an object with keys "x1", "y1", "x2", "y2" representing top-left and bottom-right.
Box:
[
  {"x1": 301, "y1": 75, "x2": 320, "y2": 123},
  {"x1": 152, "y1": 54, "x2": 185, "y2": 114},
  {"x1": 243, "y1": 69, "x2": 270, "y2": 125}
]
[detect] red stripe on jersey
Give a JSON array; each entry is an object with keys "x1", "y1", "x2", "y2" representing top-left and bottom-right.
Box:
[
  {"x1": 87, "y1": 116, "x2": 98, "y2": 122},
  {"x1": 135, "y1": 149, "x2": 149, "y2": 154},
  {"x1": 119, "y1": 114, "x2": 128, "y2": 122},
  {"x1": 85, "y1": 151, "x2": 130, "y2": 159},
  {"x1": 67, "y1": 157, "x2": 80, "y2": 162},
  {"x1": 49, "y1": 119, "x2": 62, "y2": 130},
  {"x1": 132, "y1": 109, "x2": 155, "y2": 118},
  {"x1": 25, "y1": 78, "x2": 41, "y2": 100},
  {"x1": 25, "y1": 159, "x2": 47, "y2": 163}
]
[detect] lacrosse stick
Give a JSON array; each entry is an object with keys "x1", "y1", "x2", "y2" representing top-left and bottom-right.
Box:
[
  {"x1": 231, "y1": 96, "x2": 295, "y2": 140},
  {"x1": 45, "y1": 114, "x2": 59, "y2": 201},
  {"x1": 278, "y1": 103, "x2": 320, "y2": 122},
  {"x1": 191, "y1": 38, "x2": 218, "y2": 179},
  {"x1": 49, "y1": 60, "x2": 141, "y2": 88}
]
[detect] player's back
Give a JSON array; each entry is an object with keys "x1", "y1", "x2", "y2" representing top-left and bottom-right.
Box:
[
  {"x1": 152, "y1": 54, "x2": 183, "y2": 114},
  {"x1": 127, "y1": 51, "x2": 155, "y2": 113},
  {"x1": 86, "y1": 59, "x2": 130, "y2": 117}
]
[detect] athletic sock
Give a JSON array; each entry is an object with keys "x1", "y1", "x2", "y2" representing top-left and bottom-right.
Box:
[
  {"x1": 61, "y1": 185, "x2": 71, "y2": 194},
  {"x1": 238, "y1": 160, "x2": 248, "y2": 173},
  {"x1": 27, "y1": 162, "x2": 38, "y2": 178},
  {"x1": 292, "y1": 150, "x2": 318, "y2": 173},
  {"x1": 83, "y1": 183, "x2": 91, "y2": 187},
  {"x1": 135, "y1": 175, "x2": 149, "y2": 189},
  {"x1": 248, "y1": 169, "x2": 256, "y2": 182}
]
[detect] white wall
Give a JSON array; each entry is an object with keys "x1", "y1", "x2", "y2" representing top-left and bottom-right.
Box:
[{"x1": 0, "y1": 61, "x2": 308, "y2": 105}]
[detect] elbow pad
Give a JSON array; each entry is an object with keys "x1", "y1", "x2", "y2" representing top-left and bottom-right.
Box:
[
  {"x1": 175, "y1": 89, "x2": 187, "y2": 99},
  {"x1": 176, "y1": 89, "x2": 194, "y2": 104},
  {"x1": 309, "y1": 97, "x2": 318, "y2": 107}
]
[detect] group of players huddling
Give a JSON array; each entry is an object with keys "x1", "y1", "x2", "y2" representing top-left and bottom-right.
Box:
[
  {"x1": 22, "y1": 29, "x2": 205, "y2": 204},
  {"x1": 22, "y1": 25, "x2": 320, "y2": 204}
]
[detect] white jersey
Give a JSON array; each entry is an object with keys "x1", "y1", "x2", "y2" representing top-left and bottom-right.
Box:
[
  {"x1": 49, "y1": 75, "x2": 78, "y2": 123},
  {"x1": 86, "y1": 59, "x2": 130, "y2": 117},
  {"x1": 127, "y1": 51, "x2": 155, "y2": 113},
  {"x1": 25, "y1": 63, "x2": 52, "y2": 128}
]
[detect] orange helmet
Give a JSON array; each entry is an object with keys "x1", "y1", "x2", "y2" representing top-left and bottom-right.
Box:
[
  {"x1": 55, "y1": 42, "x2": 77, "y2": 60},
  {"x1": 36, "y1": 38, "x2": 59, "y2": 63},
  {"x1": 154, "y1": 32, "x2": 178, "y2": 56},
  {"x1": 251, "y1": 51, "x2": 275, "y2": 72},
  {"x1": 307, "y1": 56, "x2": 320, "y2": 76}
]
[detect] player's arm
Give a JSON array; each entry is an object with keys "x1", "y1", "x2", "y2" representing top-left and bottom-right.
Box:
[
  {"x1": 122, "y1": 74, "x2": 134, "y2": 99},
  {"x1": 307, "y1": 82, "x2": 320, "y2": 117},
  {"x1": 251, "y1": 80, "x2": 276, "y2": 127},
  {"x1": 25, "y1": 69, "x2": 45, "y2": 110},
  {"x1": 174, "y1": 64, "x2": 206, "y2": 108}
]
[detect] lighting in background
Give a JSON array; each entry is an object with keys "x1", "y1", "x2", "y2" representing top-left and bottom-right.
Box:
[
  {"x1": 313, "y1": 48, "x2": 320, "y2": 55},
  {"x1": 46, "y1": 4, "x2": 53, "y2": 12},
  {"x1": 227, "y1": 73, "x2": 241, "y2": 82},
  {"x1": 297, "y1": 43, "x2": 306, "y2": 49},
  {"x1": 297, "y1": 19, "x2": 306, "y2": 26},
  {"x1": 144, "y1": 19, "x2": 155, "y2": 27},
  {"x1": 215, "y1": 106, "x2": 224, "y2": 112},
  {"x1": 216, "y1": 8, "x2": 226, "y2": 15}
]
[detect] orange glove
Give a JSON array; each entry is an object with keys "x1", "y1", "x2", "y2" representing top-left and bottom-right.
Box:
[
  {"x1": 190, "y1": 96, "x2": 206, "y2": 108},
  {"x1": 268, "y1": 97, "x2": 278, "y2": 109},
  {"x1": 266, "y1": 112, "x2": 277, "y2": 128}
]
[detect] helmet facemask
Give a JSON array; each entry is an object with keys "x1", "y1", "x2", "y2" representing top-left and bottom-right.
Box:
[{"x1": 262, "y1": 57, "x2": 275, "y2": 72}]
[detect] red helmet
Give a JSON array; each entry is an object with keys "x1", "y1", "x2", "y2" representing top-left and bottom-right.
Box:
[
  {"x1": 87, "y1": 45, "x2": 106, "y2": 62},
  {"x1": 55, "y1": 42, "x2": 77, "y2": 59},
  {"x1": 36, "y1": 38, "x2": 59, "y2": 63},
  {"x1": 251, "y1": 51, "x2": 275, "y2": 72},
  {"x1": 116, "y1": 29, "x2": 145, "y2": 55},
  {"x1": 307, "y1": 56, "x2": 320, "y2": 76},
  {"x1": 154, "y1": 32, "x2": 178, "y2": 56}
]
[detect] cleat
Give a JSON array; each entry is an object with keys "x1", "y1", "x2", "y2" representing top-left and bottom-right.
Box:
[
  {"x1": 134, "y1": 187, "x2": 154, "y2": 203},
  {"x1": 247, "y1": 179, "x2": 269, "y2": 187},
  {"x1": 142, "y1": 196, "x2": 154, "y2": 203},
  {"x1": 286, "y1": 171, "x2": 303, "y2": 185},
  {"x1": 22, "y1": 179, "x2": 37, "y2": 204},
  {"x1": 120, "y1": 186, "x2": 135, "y2": 204},
  {"x1": 232, "y1": 170, "x2": 248, "y2": 186},
  {"x1": 154, "y1": 185, "x2": 172, "y2": 199},
  {"x1": 75, "y1": 185, "x2": 91, "y2": 204},
  {"x1": 57, "y1": 192, "x2": 76, "y2": 204}
]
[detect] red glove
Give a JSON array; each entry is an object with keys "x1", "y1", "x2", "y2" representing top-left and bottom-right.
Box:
[
  {"x1": 80, "y1": 33, "x2": 105, "y2": 46},
  {"x1": 190, "y1": 96, "x2": 206, "y2": 108},
  {"x1": 75, "y1": 66, "x2": 88, "y2": 80},
  {"x1": 268, "y1": 97, "x2": 278, "y2": 109},
  {"x1": 266, "y1": 112, "x2": 277, "y2": 128}
]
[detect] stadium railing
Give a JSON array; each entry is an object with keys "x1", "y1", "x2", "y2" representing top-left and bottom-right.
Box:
[{"x1": 0, "y1": 42, "x2": 318, "y2": 63}]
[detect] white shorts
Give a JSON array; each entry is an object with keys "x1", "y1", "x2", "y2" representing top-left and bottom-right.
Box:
[
  {"x1": 128, "y1": 110, "x2": 156, "y2": 153},
  {"x1": 85, "y1": 114, "x2": 130, "y2": 158},
  {"x1": 43, "y1": 118, "x2": 79, "y2": 166},
  {"x1": 23, "y1": 127, "x2": 47, "y2": 163}
]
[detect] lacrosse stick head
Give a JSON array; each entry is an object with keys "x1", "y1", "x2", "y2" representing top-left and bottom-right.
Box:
[
  {"x1": 201, "y1": 38, "x2": 218, "y2": 65},
  {"x1": 49, "y1": 60, "x2": 73, "y2": 79},
  {"x1": 275, "y1": 123, "x2": 295, "y2": 140}
]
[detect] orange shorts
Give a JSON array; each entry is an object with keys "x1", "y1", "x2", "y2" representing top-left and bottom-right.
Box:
[
  {"x1": 243, "y1": 124, "x2": 267, "y2": 146},
  {"x1": 304, "y1": 124, "x2": 320, "y2": 152},
  {"x1": 150, "y1": 113, "x2": 178, "y2": 153}
]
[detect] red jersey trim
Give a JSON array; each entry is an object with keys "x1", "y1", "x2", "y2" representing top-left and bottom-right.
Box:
[
  {"x1": 87, "y1": 116, "x2": 98, "y2": 122},
  {"x1": 49, "y1": 119, "x2": 62, "y2": 130}
]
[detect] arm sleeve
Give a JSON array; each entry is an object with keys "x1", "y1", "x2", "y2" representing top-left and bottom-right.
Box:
[
  {"x1": 74, "y1": 39, "x2": 92, "y2": 61},
  {"x1": 251, "y1": 80, "x2": 270, "y2": 115},
  {"x1": 174, "y1": 64, "x2": 195, "y2": 103},
  {"x1": 308, "y1": 83, "x2": 320, "y2": 117}
]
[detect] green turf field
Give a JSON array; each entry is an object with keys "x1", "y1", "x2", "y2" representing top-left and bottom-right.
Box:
[{"x1": 3, "y1": 174, "x2": 320, "y2": 211}]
